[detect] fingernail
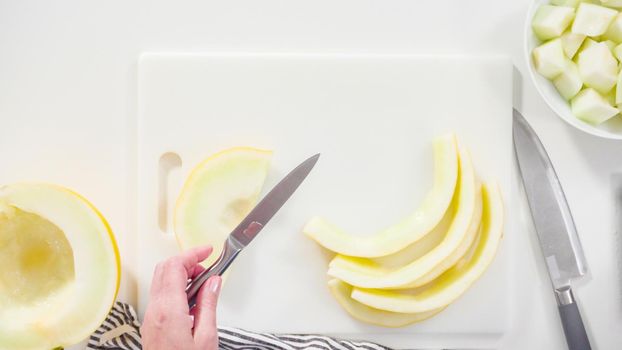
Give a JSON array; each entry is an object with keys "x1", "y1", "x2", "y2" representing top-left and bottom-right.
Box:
[{"x1": 207, "y1": 276, "x2": 221, "y2": 293}]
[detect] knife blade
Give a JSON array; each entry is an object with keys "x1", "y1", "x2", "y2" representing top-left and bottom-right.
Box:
[
  {"x1": 513, "y1": 109, "x2": 591, "y2": 350},
  {"x1": 186, "y1": 153, "x2": 320, "y2": 306}
]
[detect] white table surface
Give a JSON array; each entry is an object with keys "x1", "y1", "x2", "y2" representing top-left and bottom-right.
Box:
[{"x1": 1, "y1": 1, "x2": 621, "y2": 349}]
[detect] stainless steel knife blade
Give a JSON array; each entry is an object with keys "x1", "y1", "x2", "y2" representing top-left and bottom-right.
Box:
[
  {"x1": 513, "y1": 109, "x2": 591, "y2": 350},
  {"x1": 186, "y1": 153, "x2": 320, "y2": 305},
  {"x1": 513, "y1": 109, "x2": 587, "y2": 289},
  {"x1": 229, "y1": 153, "x2": 320, "y2": 247}
]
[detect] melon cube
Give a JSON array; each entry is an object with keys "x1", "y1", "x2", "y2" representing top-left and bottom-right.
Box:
[
  {"x1": 552, "y1": 0, "x2": 580, "y2": 6},
  {"x1": 561, "y1": 31, "x2": 587, "y2": 57},
  {"x1": 572, "y1": 3, "x2": 618, "y2": 36},
  {"x1": 533, "y1": 5, "x2": 576, "y2": 40},
  {"x1": 614, "y1": 43, "x2": 622, "y2": 59},
  {"x1": 615, "y1": 70, "x2": 622, "y2": 103},
  {"x1": 532, "y1": 38, "x2": 566, "y2": 79},
  {"x1": 603, "y1": 39, "x2": 618, "y2": 52},
  {"x1": 554, "y1": 60, "x2": 584, "y2": 99},
  {"x1": 604, "y1": 13, "x2": 622, "y2": 42},
  {"x1": 605, "y1": 88, "x2": 617, "y2": 105},
  {"x1": 579, "y1": 37, "x2": 599, "y2": 51},
  {"x1": 571, "y1": 88, "x2": 619, "y2": 124},
  {"x1": 576, "y1": 42, "x2": 618, "y2": 93},
  {"x1": 601, "y1": 0, "x2": 622, "y2": 9}
]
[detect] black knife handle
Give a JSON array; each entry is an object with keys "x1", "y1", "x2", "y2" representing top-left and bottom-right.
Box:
[{"x1": 556, "y1": 286, "x2": 591, "y2": 350}]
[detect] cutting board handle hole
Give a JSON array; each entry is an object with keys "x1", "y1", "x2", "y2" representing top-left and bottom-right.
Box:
[{"x1": 158, "y1": 152, "x2": 183, "y2": 234}]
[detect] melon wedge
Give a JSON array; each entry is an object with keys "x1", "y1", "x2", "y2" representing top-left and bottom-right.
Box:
[
  {"x1": 350, "y1": 182, "x2": 504, "y2": 313},
  {"x1": 175, "y1": 147, "x2": 271, "y2": 268},
  {"x1": 327, "y1": 279, "x2": 443, "y2": 327},
  {"x1": 404, "y1": 183, "x2": 483, "y2": 288},
  {"x1": 327, "y1": 144, "x2": 478, "y2": 289},
  {"x1": 0, "y1": 183, "x2": 120, "y2": 350},
  {"x1": 303, "y1": 134, "x2": 458, "y2": 258}
]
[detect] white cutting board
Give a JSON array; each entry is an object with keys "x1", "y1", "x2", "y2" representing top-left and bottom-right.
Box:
[{"x1": 137, "y1": 53, "x2": 515, "y2": 349}]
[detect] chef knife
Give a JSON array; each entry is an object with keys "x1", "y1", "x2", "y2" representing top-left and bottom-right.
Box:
[
  {"x1": 186, "y1": 153, "x2": 320, "y2": 307},
  {"x1": 513, "y1": 109, "x2": 590, "y2": 350}
]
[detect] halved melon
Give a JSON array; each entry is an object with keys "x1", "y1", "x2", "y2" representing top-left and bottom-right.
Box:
[
  {"x1": 0, "y1": 183, "x2": 120, "y2": 350},
  {"x1": 327, "y1": 279, "x2": 443, "y2": 327},
  {"x1": 350, "y1": 182, "x2": 504, "y2": 313},
  {"x1": 175, "y1": 147, "x2": 272, "y2": 268},
  {"x1": 303, "y1": 134, "x2": 458, "y2": 258},
  {"x1": 327, "y1": 144, "x2": 478, "y2": 289}
]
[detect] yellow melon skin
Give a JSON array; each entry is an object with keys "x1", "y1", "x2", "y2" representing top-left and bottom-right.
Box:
[
  {"x1": 327, "y1": 144, "x2": 478, "y2": 289},
  {"x1": 327, "y1": 279, "x2": 443, "y2": 328},
  {"x1": 304, "y1": 134, "x2": 458, "y2": 258},
  {"x1": 350, "y1": 182, "x2": 504, "y2": 314},
  {"x1": 0, "y1": 183, "x2": 120, "y2": 350}
]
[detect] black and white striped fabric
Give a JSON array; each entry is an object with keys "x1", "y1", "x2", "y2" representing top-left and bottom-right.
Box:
[{"x1": 87, "y1": 302, "x2": 392, "y2": 350}]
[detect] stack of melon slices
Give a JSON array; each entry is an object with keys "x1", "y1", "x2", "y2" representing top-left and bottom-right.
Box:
[
  {"x1": 531, "y1": 1, "x2": 622, "y2": 124},
  {"x1": 304, "y1": 134, "x2": 504, "y2": 327}
]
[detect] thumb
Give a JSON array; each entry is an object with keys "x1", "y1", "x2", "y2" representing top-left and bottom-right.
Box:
[{"x1": 193, "y1": 275, "x2": 221, "y2": 348}]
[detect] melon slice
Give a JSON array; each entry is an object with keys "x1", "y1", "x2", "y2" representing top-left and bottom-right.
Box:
[
  {"x1": 304, "y1": 134, "x2": 458, "y2": 258},
  {"x1": 572, "y1": 3, "x2": 618, "y2": 36},
  {"x1": 327, "y1": 144, "x2": 478, "y2": 289},
  {"x1": 403, "y1": 184, "x2": 483, "y2": 288},
  {"x1": 0, "y1": 183, "x2": 120, "y2": 350},
  {"x1": 350, "y1": 182, "x2": 504, "y2": 313},
  {"x1": 175, "y1": 147, "x2": 271, "y2": 268},
  {"x1": 327, "y1": 279, "x2": 443, "y2": 327}
]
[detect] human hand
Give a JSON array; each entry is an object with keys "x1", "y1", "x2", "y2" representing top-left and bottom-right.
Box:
[{"x1": 141, "y1": 246, "x2": 221, "y2": 350}]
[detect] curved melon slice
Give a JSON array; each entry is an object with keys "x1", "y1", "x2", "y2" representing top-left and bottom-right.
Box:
[
  {"x1": 0, "y1": 183, "x2": 120, "y2": 350},
  {"x1": 175, "y1": 147, "x2": 272, "y2": 268},
  {"x1": 350, "y1": 182, "x2": 504, "y2": 313},
  {"x1": 404, "y1": 183, "x2": 483, "y2": 288},
  {"x1": 327, "y1": 145, "x2": 477, "y2": 289},
  {"x1": 327, "y1": 279, "x2": 443, "y2": 327},
  {"x1": 304, "y1": 134, "x2": 458, "y2": 258}
]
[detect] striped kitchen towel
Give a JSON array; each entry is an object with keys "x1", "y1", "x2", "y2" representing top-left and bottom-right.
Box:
[{"x1": 87, "y1": 302, "x2": 392, "y2": 350}]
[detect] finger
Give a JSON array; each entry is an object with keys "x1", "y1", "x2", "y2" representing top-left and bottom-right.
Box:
[
  {"x1": 179, "y1": 246, "x2": 213, "y2": 275},
  {"x1": 193, "y1": 275, "x2": 221, "y2": 347},
  {"x1": 191, "y1": 265, "x2": 206, "y2": 279},
  {"x1": 149, "y1": 261, "x2": 167, "y2": 298}
]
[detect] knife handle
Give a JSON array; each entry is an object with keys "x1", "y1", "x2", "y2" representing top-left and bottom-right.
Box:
[
  {"x1": 186, "y1": 237, "x2": 241, "y2": 308},
  {"x1": 556, "y1": 286, "x2": 591, "y2": 350}
]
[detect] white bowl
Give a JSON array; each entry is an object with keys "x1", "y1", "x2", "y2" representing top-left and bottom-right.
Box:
[{"x1": 525, "y1": 0, "x2": 622, "y2": 139}]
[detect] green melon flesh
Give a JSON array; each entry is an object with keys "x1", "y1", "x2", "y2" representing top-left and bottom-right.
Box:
[
  {"x1": 532, "y1": 5, "x2": 576, "y2": 41},
  {"x1": 571, "y1": 88, "x2": 619, "y2": 124},
  {"x1": 601, "y1": 0, "x2": 622, "y2": 9},
  {"x1": 533, "y1": 38, "x2": 566, "y2": 79},
  {"x1": 572, "y1": 3, "x2": 618, "y2": 36},
  {"x1": 554, "y1": 59, "x2": 584, "y2": 100},
  {"x1": 0, "y1": 206, "x2": 75, "y2": 305},
  {"x1": 605, "y1": 14, "x2": 622, "y2": 42},
  {"x1": 577, "y1": 42, "x2": 617, "y2": 93},
  {"x1": 561, "y1": 31, "x2": 587, "y2": 58}
]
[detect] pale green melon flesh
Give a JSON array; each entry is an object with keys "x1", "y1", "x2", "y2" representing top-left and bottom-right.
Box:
[{"x1": 0, "y1": 206, "x2": 75, "y2": 305}]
